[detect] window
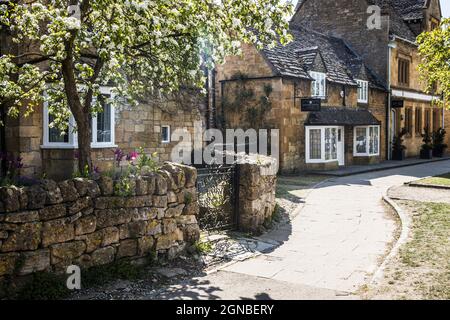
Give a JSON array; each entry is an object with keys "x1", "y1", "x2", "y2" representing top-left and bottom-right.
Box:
[
  {"x1": 43, "y1": 108, "x2": 77, "y2": 148},
  {"x1": 92, "y1": 96, "x2": 115, "y2": 147},
  {"x1": 324, "y1": 127, "x2": 338, "y2": 161},
  {"x1": 310, "y1": 71, "x2": 326, "y2": 98},
  {"x1": 398, "y1": 58, "x2": 410, "y2": 86},
  {"x1": 425, "y1": 109, "x2": 432, "y2": 130},
  {"x1": 306, "y1": 126, "x2": 339, "y2": 163},
  {"x1": 356, "y1": 80, "x2": 368, "y2": 103},
  {"x1": 161, "y1": 125, "x2": 171, "y2": 143},
  {"x1": 309, "y1": 129, "x2": 321, "y2": 160},
  {"x1": 42, "y1": 87, "x2": 116, "y2": 149},
  {"x1": 353, "y1": 126, "x2": 380, "y2": 156},
  {"x1": 415, "y1": 107, "x2": 423, "y2": 135},
  {"x1": 433, "y1": 108, "x2": 441, "y2": 131},
  {"x1": 48, "y1": 114, "x2": 69, "y2": 143},
  {"x1": 405, "y1": 107, "x2": 413, "y2": 135}
]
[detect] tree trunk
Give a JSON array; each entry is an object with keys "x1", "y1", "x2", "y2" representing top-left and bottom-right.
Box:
[
  {"x1": 61, "y1": 35, "x2": 93, "y2": 174},
  {"x1": 74, "y1": 112, "x2": 93, "y2": 174}
]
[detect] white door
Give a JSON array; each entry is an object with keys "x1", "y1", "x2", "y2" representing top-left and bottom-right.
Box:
[{"x1": 337, "y1": 127, "x2": 345, "y2": 166}]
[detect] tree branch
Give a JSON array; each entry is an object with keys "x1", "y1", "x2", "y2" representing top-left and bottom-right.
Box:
[{"x1": 130, "y1": 32, "x2": 192, "y2": 50}]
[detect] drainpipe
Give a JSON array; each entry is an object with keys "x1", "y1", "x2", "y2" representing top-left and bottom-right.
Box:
[
  {"x1": 387, "y1": 40, "x2": 397, "y2": 160},
  {"x1": 442, "y1": 93, "x2": 445, "y2": 129}
]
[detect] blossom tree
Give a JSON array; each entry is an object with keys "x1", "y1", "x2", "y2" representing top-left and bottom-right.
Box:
[
  {"x1": 0, "y1": 0, "x2": 293, "y2": 173},
  {"x1": 417, "y1": 18, "x2": 450, "y2": 108}
]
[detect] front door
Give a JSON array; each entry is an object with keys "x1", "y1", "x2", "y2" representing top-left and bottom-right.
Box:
[{"x1": 337, "y1": 127, "x2": 345, "y2": 166}]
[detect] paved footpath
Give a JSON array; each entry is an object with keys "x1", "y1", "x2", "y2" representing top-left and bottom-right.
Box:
[{"x1": 154, "y1": 160, "x2": 450, "y2": 300}]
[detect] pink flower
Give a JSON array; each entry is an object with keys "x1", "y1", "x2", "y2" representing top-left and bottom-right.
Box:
[{"x1": 127, "y1": 151, "x2": 139, "y2": 161}]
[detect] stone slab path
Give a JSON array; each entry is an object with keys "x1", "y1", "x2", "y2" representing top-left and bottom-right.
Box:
[{"x1": 153, "y1": 160, "x2": 450, "y2": 299}]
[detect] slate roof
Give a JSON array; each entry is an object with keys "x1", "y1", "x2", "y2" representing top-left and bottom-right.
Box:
[
  {"x1": 295, "y1": 0, "x2": 428, "y2": 42},
  {"x1": 383, "y1": 0, "x2": 427, "y2": 20},
  {"x1": 261, "y1": 26, "x2": 386, "y2": 90},
  {"x1": 368, "y1": 0, "x2": 427, "y2": 40},
  {"x1": 305, "y1": 107, "x2": 381, "y2": 126}
]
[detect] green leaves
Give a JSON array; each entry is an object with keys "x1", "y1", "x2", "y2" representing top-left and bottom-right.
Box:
[
  {"x1": 417, "y1": 18, "x2": 450, "y2": 108},
  {"x1": 0, "y1": 0, "x2": 293, "y2": 129}
]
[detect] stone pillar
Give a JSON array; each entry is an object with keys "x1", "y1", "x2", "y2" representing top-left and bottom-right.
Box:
[{"x1": 237, "y1": 155, "x2": 278, "y2": 234}]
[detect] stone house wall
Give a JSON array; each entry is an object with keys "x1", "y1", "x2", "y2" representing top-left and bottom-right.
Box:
[
  {"x1": 291, "y1": 0, "x2": 390, "y2": 82},
  {"x1": 293, "y1": 0, "x2": 450, "y2": 158},
  {"x1": 0, "y1": 162, "x2": 200, "y2": 293},
  {"x1": 237, "y1": 155, "x2": 277, "y2": 233},
  {"x1": 390, "y1": 39, "x2": 450, "y2": 156},
  {"x1": 216, "y1": 49, "x2": 387, "y2": 173}
]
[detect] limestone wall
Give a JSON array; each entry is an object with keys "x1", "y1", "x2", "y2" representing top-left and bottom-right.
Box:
[
  {"x1": 0, "y1": 163, "x2": 200, "y2": 286},
  {"x1": 237, "y1": 155, "x2": 277, "y2": 234},
  {"x1": 4, "y1": 95, "x2": 204, "y2": 181}
]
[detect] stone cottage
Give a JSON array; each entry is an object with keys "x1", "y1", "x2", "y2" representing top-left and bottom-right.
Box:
[
  {"x1": 2, "y1": 91, "x2": 205, "y2": 180},
  {"x1": 215, "y1": 26, "x2": 388, "y2": 173},
  {"x1": 215, "y1": 0, "x2": 449, "y2": 173},
  {"x1": 292, "y1": 0, "x2": 450, "y2": 159}
]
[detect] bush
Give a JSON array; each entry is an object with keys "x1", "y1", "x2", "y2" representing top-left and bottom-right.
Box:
[
  {"x1": 16, "y1": 272, "x2": 70, "y2": 300},
  {"x1": 433, "y1": 128, "x2": 447, "y2": 157},
  {"x1": 82, "y1": 260, "x2": 144, "y2": 288}
]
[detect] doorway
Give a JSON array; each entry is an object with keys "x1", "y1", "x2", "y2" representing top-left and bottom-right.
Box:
[{"x1": 337, "y1": 126, "x2": 345, "y2": 166}]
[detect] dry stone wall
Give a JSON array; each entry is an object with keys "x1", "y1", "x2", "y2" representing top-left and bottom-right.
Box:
[
  {"x1": 0, "y1": 162, "x2": 200, "y2": 286},
  {"x1": 237, "y1": 155, "x2": 278, "y2": 233}
]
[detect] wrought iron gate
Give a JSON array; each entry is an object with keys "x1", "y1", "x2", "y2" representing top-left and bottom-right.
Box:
[{"x1": 196, "y1": 164, "x2": 239, "y2": 231}]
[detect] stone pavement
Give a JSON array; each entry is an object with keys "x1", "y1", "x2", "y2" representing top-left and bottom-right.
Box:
[{"x1": 153, "y1": 160, "x2": 450, "y2": 299}]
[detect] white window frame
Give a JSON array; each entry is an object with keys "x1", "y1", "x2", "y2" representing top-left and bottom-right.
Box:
[
  {"x1": 92, "y1": 87, "x2": 116, "y2": 148},
  {"x1": 42, "y1": 107, "x2": 78, "y2": 149},
  {"x1": 356, "y1": 79, "x2": 368, "y2": 103},
  {"x1": 41, "y1": 86, "x2": 117, "y2": 149},
  {"x1": 309, "y1": 71, "x2": 327, "y2": 99},
  {"x1": 305, "y1": 126, "x2": 339, "y2": 163},
  {"x1": 161, "y1": 125, "x2": 171, "y2": 144},
  {"x1": 353, "y1": 125, "x2": 380, "y2": 157}
]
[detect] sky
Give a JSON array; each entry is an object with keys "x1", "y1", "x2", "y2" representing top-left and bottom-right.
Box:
[{"x1": 442, "y1": 0, "x2": 450, "y2": 18}]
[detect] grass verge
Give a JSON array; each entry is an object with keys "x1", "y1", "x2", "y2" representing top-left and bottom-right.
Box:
[
  {"x1": 415, "y1": 172, "x2": 450, "y2": 187},
  {"x1": 366, "y1": 201, "x2": 450, "y2": 300}
]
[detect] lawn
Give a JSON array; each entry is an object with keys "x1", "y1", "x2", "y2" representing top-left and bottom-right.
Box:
[
  {"x1": 366, "y1": 201, "x2": 450, "y2": 300},
  {"x1": 415, "y1": 173, "x2": 450, "y2": 187}
]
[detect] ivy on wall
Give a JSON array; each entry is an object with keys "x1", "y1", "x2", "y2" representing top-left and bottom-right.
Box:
[{"x1": 222, "y1": 73, "x2": 273, "y2": 130}]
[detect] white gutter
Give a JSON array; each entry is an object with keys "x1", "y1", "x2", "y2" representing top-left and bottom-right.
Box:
[
  {"x1": 391, "y1": 34, "x2": 418, "y2": 47},
  {"x1": 391, "y1": 89, "x2": 442, "y2": 102},
  {"x1": 387, "y1": 40, "x2": 397, "y2": 160},
  {"x1": 443, "y1": 94, "x2": 446, "y2": 128}
]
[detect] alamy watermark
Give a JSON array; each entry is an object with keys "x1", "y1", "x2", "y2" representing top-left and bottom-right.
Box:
[
  {"x1": 66, "y1": 265, "x2": 81, "y2": 290},
  {"x1": 167, "y1": 121, "x2": 280, "y2": 173},
  {"x1": 367, "y1": 5, "x2": 381, "y2": 30}
]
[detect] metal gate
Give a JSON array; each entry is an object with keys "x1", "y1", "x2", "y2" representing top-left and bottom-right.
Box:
[{"x1": 196, "y1": 164, "x2": 239, "y2": 231}]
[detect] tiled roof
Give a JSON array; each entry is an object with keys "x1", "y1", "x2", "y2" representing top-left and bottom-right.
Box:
[
  {"x1": 305, "y1": 107, "x2": 381, "y2": 126},
  {"x1": 295, "y1": 0, "x2": 424, "y2": 42},
  {"x1": 387, "y1": 0, "x2": 426, "y2": 20},
  {"x1": 368, "y1": 0, "x2": 426, "y2": 40},
  {"x1": 261, "y1": 26, "x2": 386, "y2": 90}
]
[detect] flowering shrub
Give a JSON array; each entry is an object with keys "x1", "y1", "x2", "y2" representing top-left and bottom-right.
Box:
[
  {"x1": 110, "y1": 147, "x2": 160, "y2": 179},
  {"x1": 0, "y1": 152, "x2": 25, "y2": 186}
]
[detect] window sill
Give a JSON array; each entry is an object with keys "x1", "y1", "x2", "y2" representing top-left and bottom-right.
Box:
[
  {"x1": 353, "y1": 153, "x2": 380, "y2": 157},
  {"x1": 41, "y1": 144, "x2": 118, "y2": 150},
  {"x1": 306, "y1": 159, "x2": 338, "y2": 164}
]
